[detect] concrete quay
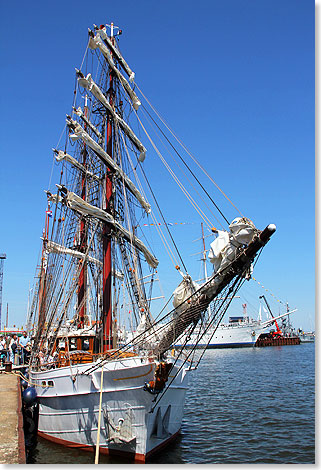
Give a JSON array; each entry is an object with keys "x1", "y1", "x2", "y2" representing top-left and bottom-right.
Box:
[{"x1": 0, "y1": 372, "x2": 25, "y2": 464}]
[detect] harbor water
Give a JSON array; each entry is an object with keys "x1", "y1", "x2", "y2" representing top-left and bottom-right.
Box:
[{"x1": 29, "y1": 343, "x2": 315, "y2": 464}]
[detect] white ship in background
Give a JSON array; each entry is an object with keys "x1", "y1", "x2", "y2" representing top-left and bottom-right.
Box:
[
  {"x1": 297, "y1": 330, "x2": 315, "y2": 343},
  {"x1": 174, "y1": 302, "x2": 297, "y2": 349}
]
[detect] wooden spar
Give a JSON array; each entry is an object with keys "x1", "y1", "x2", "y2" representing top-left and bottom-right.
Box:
[
  {"x1": 102, "y1": 37, "x2": 114, "y2": 352},
  {"x1": 77, "y1": 96, "x2": 88, "y2": 328},
  {"x1": 38, "y1": 209, "x2": 51, "y2": 333}
]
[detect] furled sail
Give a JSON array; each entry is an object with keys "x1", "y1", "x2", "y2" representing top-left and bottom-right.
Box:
[
  {"x1": 54, "y1": 150, "x2": 100, "y2": 181},
  {"x1": 76, "y1": 72, "x2": 146, "y2": 161},
  {"x1": 208, "y1": 217, "x2": 256, "y2": 273},
  {"x1": 72, "y1": 106, "x2": 102, "y2": 141},
  {"x1": 89, "y1": 32, "x2": 140, "y2": 110},
  {"x1": 45, "y1": 239, "x2": 102, "y2": 266},
  {"x1": 44, "y1": 239, "x2": 124, "y2": 279},
  {"x1": 51, "y1": 187, "x2": 158, "y2": 269},
  {"x1": 66, "y1": 117, "x2": 151, "y2": 213},
  {"x1": 142, "y1": 223, "x2": 276, "y2": 354},
  {"x1": 92, "y1": 26, "x2": 135, "y2": 82}
]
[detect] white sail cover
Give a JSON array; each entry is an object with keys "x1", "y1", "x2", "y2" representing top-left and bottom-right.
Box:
[
  {"x1": 95, "y1": 27, "x2": 135, "y2": 82},
  {"x1": 45, "y1": 240, "x2": 124, "y2": 279},
  {"x1": 73, "y1": 106, "x2": 102, "y2": 140},
  {"x1": 173, "y1": 276, "x2": 200, "y2": 313},
  {"x1": 77, "y1": 73, "x2": 146, "y2": 161},
  {"x1": 208, "y1": 218, "x2": 256, "y2": 273},
  {"x1": 66, "y1": 118, "x2": 150, "y2": 213},
  {"x1": 63, "y1": 190, "x2": 158, "y2": 269},
  {"x1": 45, "y1": 240, "x2": 102, "y2": 266},
  {"x1": 91, "y1": 33, "x2": 140, "y2": 110},
  {"x1": 229, "y1": 217, "x2": 256, "y2": 244},
  {"x1": 54, "y1": 150, "x2": 100, "y2": 181},
  {"x1": 208, "y1": 230, "x2": 230, "y2": 272}
]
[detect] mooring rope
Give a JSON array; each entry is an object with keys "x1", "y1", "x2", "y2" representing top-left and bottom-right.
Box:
[{"x1": 94, "y1": 363, "x2": 104, "y2": 464}]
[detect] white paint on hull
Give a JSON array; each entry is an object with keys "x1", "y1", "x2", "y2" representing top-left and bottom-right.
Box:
[{"x1": 30, "y1": 356, "x2": 191, "y2": 458}]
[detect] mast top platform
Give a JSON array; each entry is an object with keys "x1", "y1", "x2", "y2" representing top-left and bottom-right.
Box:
[{"x1": 93, "y1": 22, "x2": 123, "y2": 38}]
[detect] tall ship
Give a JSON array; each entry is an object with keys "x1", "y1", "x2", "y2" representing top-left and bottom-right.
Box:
[{"x1": 26, "y1": 23, "x2": 276, "y2": 462}]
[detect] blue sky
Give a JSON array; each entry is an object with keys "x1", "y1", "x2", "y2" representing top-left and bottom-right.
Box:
[{"x1": 0, "y1": 0, "x2": 315, "y2": 331}]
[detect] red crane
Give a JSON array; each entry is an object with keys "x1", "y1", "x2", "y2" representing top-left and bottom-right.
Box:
[{"x1": 259, "y1": 295, "x2": 283, "y2": 337}]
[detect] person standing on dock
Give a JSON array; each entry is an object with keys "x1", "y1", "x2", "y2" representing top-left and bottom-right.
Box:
[
  {"x1": 8, "y1": 335, "x2": 18, "y2": 364},
  {"x1": 0, "y1": 335, "x2": 7, "y2": 364},
  {"x1": 19, "y1": 331, "x2": 30, "y2": 365}
]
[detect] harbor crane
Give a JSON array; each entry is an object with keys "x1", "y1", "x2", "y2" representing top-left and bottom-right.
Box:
[
  {"x1": 259, "y1": 294, "x2": 283, "y2": 337},
  {"x1": 0, "y1": 254, "x2": 6, "y2": 330}
]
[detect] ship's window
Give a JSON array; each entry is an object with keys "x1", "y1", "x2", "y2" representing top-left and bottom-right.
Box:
[
  {"x1": 48, "y1": 381, "x2": 54, "y2": 387},
  {"x1": 69, "y1": 338, "x2": 77, "y2": 351},
  {"x1": 42, "y1": 381, "x2": 47, "y2": 387},
  {"x1": 82, "y1": 339, "x2": 90, "y2": 351}
]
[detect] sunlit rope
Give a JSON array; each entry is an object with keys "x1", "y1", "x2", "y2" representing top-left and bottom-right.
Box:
[
  {"x1": 114, "y1": 125, "x2": 151, "y2": 311},
  {"x1": 114, "y1": 72, "x2": 217, "y2": 234},
  {"x1": 139, "y1": 106, "x2": 226, "y2": 231},
  {"x1": 135, "y1": 83, "x2": 244, "y2": 219},
  {"x1": 118, "y1": 131, "x2": 181, "y2": 270},
  {"x1": 2, "y1": 371, "x2": 53, "y2": 388},
  {"x1": 133, "y1": 109, "x2": 215, "y2": 233}
]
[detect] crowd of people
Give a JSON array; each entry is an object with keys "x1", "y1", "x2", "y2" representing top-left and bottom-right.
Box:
[{"x1": 0, "y1": 331, "x2": 31, "y2": 366}]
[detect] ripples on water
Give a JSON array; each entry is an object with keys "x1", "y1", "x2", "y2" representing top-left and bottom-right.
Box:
[{"x1": 32, "y1": 343, "x2": 315, "y2": 464}]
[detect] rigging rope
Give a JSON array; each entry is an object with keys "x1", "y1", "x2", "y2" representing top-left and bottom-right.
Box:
[
  {"x1": 119, "y1": 127, "x2": 184, "y2": 270},
  {"x1": 139, "y1": 164, "x2": 188, "y2": 273},
  {"x1": 134, "y1": 109, "x2": 215, "y2": 233},
  {"x1": 140, "y1": 104, "x2": 230, "y2": 226},
  {"x1": 135, "y1": 83, "x2": 245, "y2": 219}
]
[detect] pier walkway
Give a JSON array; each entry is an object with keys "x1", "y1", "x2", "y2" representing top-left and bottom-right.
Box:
[{"x1": 0, "y1": 372, "x2": 25, "y2": 463}]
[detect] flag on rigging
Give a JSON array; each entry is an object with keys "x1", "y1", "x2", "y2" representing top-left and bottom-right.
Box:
[{"x1": 142, "y1": 222, "x2": 195, "y2": 227}]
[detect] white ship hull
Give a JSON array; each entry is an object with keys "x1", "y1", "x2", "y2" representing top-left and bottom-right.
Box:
[
  {"x1": 30, "y1": 356, "x2": 190, "y2": 462},
  {"x1": 175, "y1": 321, "x2": 267, "y2": 349},
  {"x1": 298, "y1": 333, "x2": 315, "y2": 343}
]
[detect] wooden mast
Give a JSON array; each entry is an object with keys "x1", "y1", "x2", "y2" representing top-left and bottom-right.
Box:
[
  {"x1": 102, "y1": 24, "x2": 115, "y2": 352},
  {"x1": 38, "y1": 208, "x2": 50, "y2": 331},
  {"x1": 77, "y1": 96, "x2": 88, "y2": 329}
]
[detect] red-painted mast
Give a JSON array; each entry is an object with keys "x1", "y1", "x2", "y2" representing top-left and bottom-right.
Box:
[
  {"x1": 38, "y1": 207, "x2": 51, "y2": 328},
  {"x1": 77, "y1": 96, "x2": 88, "y2": 329},
  {"x1": 101, "y1": 24, "x2": 115, "y2": 352}
]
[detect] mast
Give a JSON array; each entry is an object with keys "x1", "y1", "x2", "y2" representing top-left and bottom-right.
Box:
[
  {"x1": 77, "y1": 95, "x2": 88, "y2": 329},
  {"x1": 201, "y1": 222, "x2": 211, "y2": 321},
  {"x1": 102, "y1": 26, "x2": 115, "y2": 352},
  {"x1": 201, "y1": 223, "x2": 208, "y2": 282},
  {"x1": 38, "y1": 208, "x2": 50, "y2": 331}
]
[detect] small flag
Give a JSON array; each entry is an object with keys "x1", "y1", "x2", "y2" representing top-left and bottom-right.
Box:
[{"x1": 46, "y1": 209, "x2": 53, "y2": 218}]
